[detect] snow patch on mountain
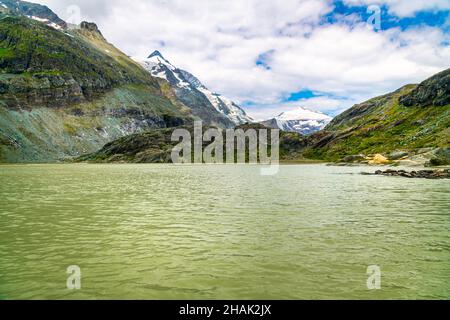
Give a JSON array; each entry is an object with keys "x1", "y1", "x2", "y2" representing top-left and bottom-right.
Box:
[{"x1": 27, "y1": 15, "x2": 63, "y2": 30}]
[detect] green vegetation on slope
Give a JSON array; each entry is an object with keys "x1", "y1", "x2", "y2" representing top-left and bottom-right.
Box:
[
  {"x1": 0, "y1": 17, "x2": 164, "y2": 106},
  {"x1": 303, "y1": 69, "x2": 450, "y2": 161}
]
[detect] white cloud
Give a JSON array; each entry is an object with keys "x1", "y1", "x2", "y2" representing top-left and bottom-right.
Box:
[{"x1": 38, "y1": 0, "x2": 450, "y2": 119}]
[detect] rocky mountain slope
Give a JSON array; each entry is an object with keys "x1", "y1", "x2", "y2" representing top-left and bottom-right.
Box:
[
  {"x1": 0, "y1": 5, "x2": 195, "y2": 162},
  {"x1": 303, "y1": 68, "x2": 450, "y2": 163},
  {"x1": 261, "y1": 107, "x2": 332, "y2": 135},
  {"x1": 138, "y1": 50, "x2": 253, "y2": 127}
]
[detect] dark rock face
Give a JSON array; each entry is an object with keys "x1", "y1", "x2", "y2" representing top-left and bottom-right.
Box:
[
  {"x1": 364, "y1": 169, "x2": 450, "y2": 179},
  {"x1": 0, "y1": 74, "x2": 86, "y2": 109},
  {"x1": 400, "y1": 69, "x2": 450, "y2": 107},
  {"x1": 174, "y1": 86, "x2": 233, "y2": 128}
]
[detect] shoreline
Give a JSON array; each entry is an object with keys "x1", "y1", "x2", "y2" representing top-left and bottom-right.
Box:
[
  {"x1": 1, "y1": 161, "x2": 449, "y2": 173},
  {"x1": 362, "y1": 168, "x2": 450, "y2": 179}
]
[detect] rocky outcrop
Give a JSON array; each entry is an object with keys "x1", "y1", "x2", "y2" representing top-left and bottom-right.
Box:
[
  {"x1": 428, "y1": 148, "x2": 450, "y2": 166},
  {"x1": 362, "y1": 169, "x2": 450, "y2": 179},
  {"x1": 0, "y1": 73, "x2": 86, "y2": 109},
  {"x1": 79, "y1": 21, "x2": 106, "y2": 40},
  {"x1": 400, "y1": 69, "x2": 450, "y2": 107}
]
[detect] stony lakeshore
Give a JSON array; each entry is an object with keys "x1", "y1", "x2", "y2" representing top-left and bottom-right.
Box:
[{"x1": 362, "y1": 169, "x2": 450, "y2": 179}]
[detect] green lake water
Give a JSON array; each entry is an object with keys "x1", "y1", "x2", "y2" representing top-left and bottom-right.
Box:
[{"x1": 0, "y1": 164, "x2": 449, "y2": 299}]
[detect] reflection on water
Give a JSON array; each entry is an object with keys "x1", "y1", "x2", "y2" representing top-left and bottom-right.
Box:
[{"x1": 0, "y1": 164, "x2": 449, "y2": 299}]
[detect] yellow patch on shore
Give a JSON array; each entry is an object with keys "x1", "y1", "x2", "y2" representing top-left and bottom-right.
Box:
[{"x1": 367, "y1": 154, "x2": 390, "y2": 165}]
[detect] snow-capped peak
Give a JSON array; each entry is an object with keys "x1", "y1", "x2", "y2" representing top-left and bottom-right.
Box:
[
  {"x1": 276, "y1": 107, "x2": 331, "y2": 122},
  {"x1": 145, "y1": 50, "x2": 176, "y2": 70},
  {"x1": 147, "y1": 50, "x2": 173, "y2": 67},
  {"x1": 135, "y1": 50, "x2": 253, "y2": 126},
  {"x1": 148, "y1": 50, "x2": 164, "y2": 59},
  {"x1": 261, "y1": 107, "x2": 332, "y2": 135}
]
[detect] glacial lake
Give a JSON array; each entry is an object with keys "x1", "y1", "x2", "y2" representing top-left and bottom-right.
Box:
[{"x1": 0, "y1": 164, "x2": 449, "y2": 299}]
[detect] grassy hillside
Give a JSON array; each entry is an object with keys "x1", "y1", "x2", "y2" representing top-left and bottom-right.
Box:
[
  {"x1": 303, "y1": 69, "x2": 450, "y2": 161},
  {"x1": 0, "y1": 17, "x2": 164, "y2": 105},
  {"x1": 0, "y1": 16, "x2": 193, "y2": 162}
]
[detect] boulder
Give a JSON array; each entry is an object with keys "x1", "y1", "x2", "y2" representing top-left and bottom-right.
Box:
[
  {"x1": 342, "y1": 154, "x2": 366, "y2": 163},
  {"x1": 427, "y1": 148, "x2": 450, "y2": 166},
  {"x1": 389, "y1": 150, "x2": 409, "y2": 160}
]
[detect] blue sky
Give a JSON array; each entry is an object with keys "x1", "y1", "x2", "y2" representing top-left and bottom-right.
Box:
[
  {"x1": 41, "y1": 0, "x2": 450, "y2": 119},
  {"x1": 328, "y1": 1, "x2": 450, "y2": 31}
]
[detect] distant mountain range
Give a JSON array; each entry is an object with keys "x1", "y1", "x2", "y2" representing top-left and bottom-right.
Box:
[
  {"x1": 261, "y1": 107, "x2": 332, "y2": 135},
  {"x1": 137, "y1": 50, "x2": 253, "y2": 127}
]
